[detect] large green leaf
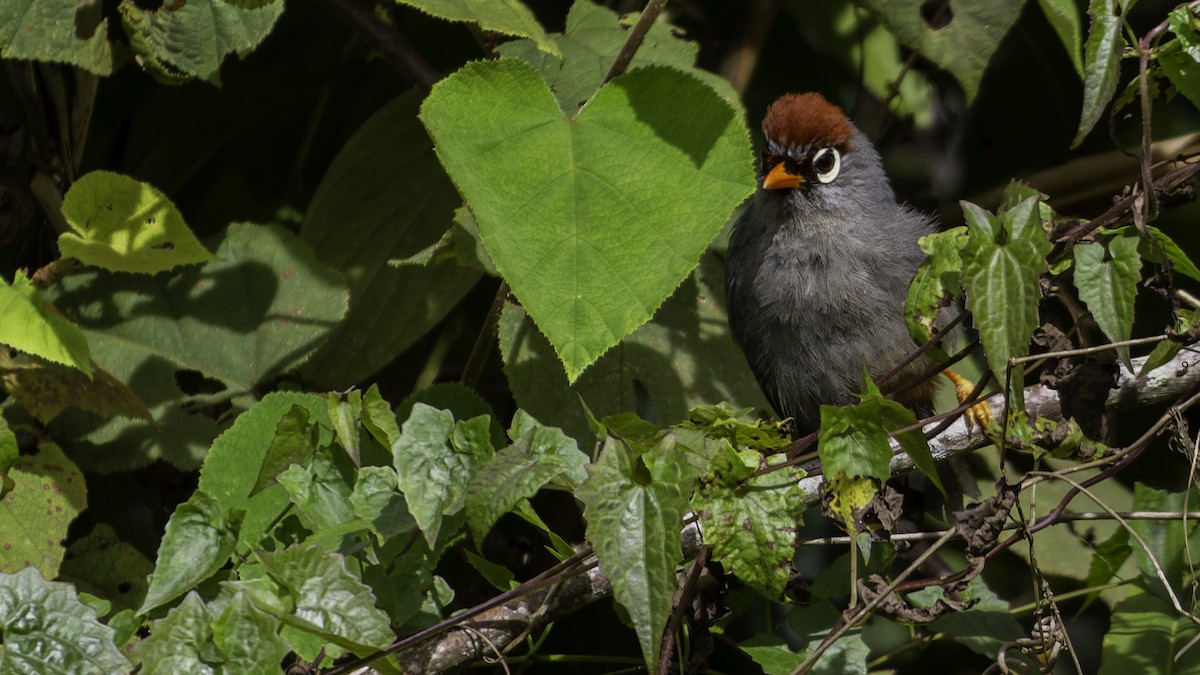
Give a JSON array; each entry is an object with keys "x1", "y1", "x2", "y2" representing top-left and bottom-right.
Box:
[
  {"x1": 694, "y1": 447, "x2": 803, "y2": 599},
  {"x1": 499, "y1": 249, "x2": 768, "y2": 443},
  {"x1": 496, "y1": 0, "x2": 737, "y2": 114},
  {"x1": 464, "y1": 410, "x2": 587, "y2": 546},
  {"x1": 119, "y1": 0, "x2": 284, "y2": 81},
  {"x1": 0, "y1": 443, "x2": 86, "y2": 578},
  {"x1": 577, "y1": 435, "x2": 699, "y2": 672},
  {"x1": 859, "y1": 0, "x2": 1027, "y2": 103},
  {"x1": 0, "y1": 567, "x2": 129, "y2": 674},
  {"x1": 59, "y1": 171, "x2": 214, "y2": 274},
  {"x1": 0, "y1": 0, "x2": 116, "y2": 75},
  {"x1": 198, "y1": 392, "x2": 331, "y2": 548},
  {"x1": 396, "y1": 0, "x2": 559, "y2": 58},
  {"x1": 392, "y1": 404, "x2": 494, "y2": 548},
  {"x1": 47, "y1": 223, "x2": 348, "y2": 471},
  {"x1": 422, "y1": 59, "x2": 754, "y2": 381},
  {"x1": 1099, "y1": 586, "x2": 1200, "y2": 674},
  {"x1": 960, "y1": 198, "x2": 1051, "y2": 412},
  {"x1": 300, "y1": 92, "x2": 479, "y2": 388},
  {"x1": 256, "y1": 543, "x2": 394, "y2": 653},
  {"x1": 1073, "y1": 236, "x2": 1141, "y2": 368},
  {"x1": 1073, "y1": 0, "x2": 1122, "y2": 147},
  {"x1": 140, "y1": 490, "x2": 241, "y2": 615},
  {"x1": 0, "y1": 271, "x2": 90, "y2": 375}
]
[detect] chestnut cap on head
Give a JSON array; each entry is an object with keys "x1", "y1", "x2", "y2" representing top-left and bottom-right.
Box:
[{"x1": 759, "y1": 93, "x2": 854, "y2": 191}]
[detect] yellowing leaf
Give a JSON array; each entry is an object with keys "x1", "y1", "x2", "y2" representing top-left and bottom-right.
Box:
[{"x1": 60, "y1": 171, "x2": 214, "y2": 274}]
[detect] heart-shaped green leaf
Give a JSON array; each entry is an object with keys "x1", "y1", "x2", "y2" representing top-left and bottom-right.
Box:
[{"x1": 421, "y1": 58, "x2": 754, "y2": 381}]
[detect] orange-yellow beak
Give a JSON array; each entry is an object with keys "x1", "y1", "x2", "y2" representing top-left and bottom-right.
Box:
[{"x1": 762, "y1": 162, "x2": 803, "y2": 190}]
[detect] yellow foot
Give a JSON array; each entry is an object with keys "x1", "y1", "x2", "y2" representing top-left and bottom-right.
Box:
[{"x1": 943, "y1": 368, "x2": 993, "y2": 430}]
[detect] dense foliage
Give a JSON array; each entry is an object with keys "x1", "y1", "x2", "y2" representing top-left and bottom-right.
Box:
[{"x1": 2, "y1": 0, "x2": 1200, "y2": 673}]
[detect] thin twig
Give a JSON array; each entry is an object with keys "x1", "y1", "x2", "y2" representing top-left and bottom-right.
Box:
[
  {"x1": 799, "y1": 512, "x2": 1200, "y2": 545},
  {"x1": 791, "y1": 529, "x2": 959, "y2": 675},
  {"x1": 603, "y1": 0, "x2": 668, "y2": 84},
  {"x1": 317, "y1": 0, "x2": 441, "y2": 90},
  {"x1": 658, "y1": 545, "x2": 711, "y2": 675},
  {"x1": 1008, "y1": 333, "x2": 1169, "y2": 365}
]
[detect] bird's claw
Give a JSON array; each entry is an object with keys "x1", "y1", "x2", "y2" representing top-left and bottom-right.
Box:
[{"x1": 943, "y1": 368, "x2": 992, "y2": 430}]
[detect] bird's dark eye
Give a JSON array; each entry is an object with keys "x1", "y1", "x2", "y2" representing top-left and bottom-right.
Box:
[{"x1": 812, "y1": 148, "x2": 841, "y2": 184}]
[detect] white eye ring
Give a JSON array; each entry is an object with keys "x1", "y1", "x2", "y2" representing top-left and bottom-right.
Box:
[{"x1": 813, "y1": 148, "x2": 841, "y2": 184}]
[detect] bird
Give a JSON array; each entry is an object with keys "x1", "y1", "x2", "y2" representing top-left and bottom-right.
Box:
[{"x1": 725, "y1": 92, "x2": 984, "y2": 434}]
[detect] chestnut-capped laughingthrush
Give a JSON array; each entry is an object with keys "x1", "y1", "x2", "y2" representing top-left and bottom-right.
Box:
[{"x1": 725, "y1": 92, "x2": 985, "y2": 434}]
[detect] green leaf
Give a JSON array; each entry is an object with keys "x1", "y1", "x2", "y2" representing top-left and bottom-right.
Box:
[
  {"x1": 859, "y1": 0, "x2": 1027, "y2": 103},
  {"x1": 422, "y1": 59, "x2": 754, "y2": 381},
  {"x1": 256, "y1": 543, "x2": 394, "y2": 652},
  {"x1": 0, "y1": 567, "x2": 129, "y2": 673},
  {"x1": 0, "y1": 0, "x2": 116, "y2": 75},
  {"x1": 47, "y1": 223, "x2": 347, "y2": 471},
  {"x1": 498, "y1": 251, "x2": 768, "y2": 444},
  {"x1": 465, "y1": 411, "x2": 587, "y2": 546},
  {"x1": 277, "y1": 447, "x2": 356, "y2": 532},
  {"x1": 300, "y1": 91, "x2": 480, "y2": 388},
  {"x1": 135, "y1": 592, "x2": 215, "y2": 674},
  {"x1": 496, "y1": 0, "x2": 737, "y2": 114},
  {"x1": 694, "y1": 448, "x2": 803, "y2": 599},
  {"x1": 1073, "y1": 0, "x2": 1122, "y2": 147},
  {"x1": 392, "y1": 404, "x2": 494, "y2": 548},
  {"x1": 464, "y1": 550, "x2": 516, "y2": 592},
  {"x1": 905, "y1": 227, "x2": 967, "y2": 361},
  {"x1": 1073, "y1": 236, "x2": 1141, "y2": 368},
  {"x1": 0, "y1": 442, "x2": 86, "y2": 578},
  {"x1": 0, "y1": 419, "x2": 15, "y2": 499},
  {"x1": 1140, "y1": 308, "x2": 1198, "y2": 376},
  {"x1": 119, "y1": 0, "x2": 284, "y2": 81},
  {"x1": 1099, "y1": 586, "x2": 1200, "y2": 674},
  {"x1": 396, "y1": 0, "x2": 560, "y2": 58},
  {"x1": 1131, "y1": 483, "x2": 1186, "y2": 601},
  {"x1": 361, "y1": 384, "x2": 400, "y2": 449},
  {"x1": 249, "y1": 405, "x2": 318, "y2": 497},
  {"x1": 395, "y1": 382, "x2": 502, "y2": 448},
  {"x1": 199, "y1": 392, "x2": 331, "y2": 548},
  {"x1": 861, "y1": 374, "x2": 943, "y2": 494},
  {"x1": 349, "y1": 466, "x2": 415, "y2": 541},
  {"x1": 212, "y1": 592, "x2": 290, "y2": 674},
  {"x1": 0, "y1": 354, "x2": 150, "y2": 425},
  {"x1": 0, "y1": 271, "x2": 90, "y2": 375},
  {"x1": 1037, "y1": 0, "x2": 1084, "y2": 75},
  {"x1": 1083, "y1": 527, "x2": 1132, "y2": 609},
  {"x1": 960, "y1": 197, "x2": 1051, "y2": 412},
  {"x1": 577, "y1": 435, "x2": 699, "y2": 672},
  {"x1": 739, "y1": 639, "x2": 808, "y2": 675},
  {"x1": 1161, "y1": 7, "x2": 1200, "y2": 110},
  {"x1": 924, "y1": 578, "x2": 1025, "y2": 660},
  {"x1": 58, "y1": 171, "x2": 214, "y2": 274},
  {"x1": 140, "y1": 490, "x2": 241, "y2": 615},
  {"x1": 59, "y1": 524, "x2": 153, "y2": 615},
  {"x1": 1136, "y1": 225, "x2": 1200, "y2": 282},
  {"x1": 818, "y1": 402, "x2": 892, "y2": 483},
  {"x1": 327, "y1": 390, "x2": 362, "y2": 466}
]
